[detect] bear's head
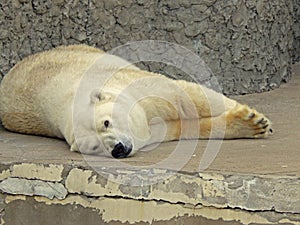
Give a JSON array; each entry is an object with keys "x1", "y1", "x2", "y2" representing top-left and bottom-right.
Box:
[{"x1": 72, "y1": 89, "x2": 150, "y2": 158}]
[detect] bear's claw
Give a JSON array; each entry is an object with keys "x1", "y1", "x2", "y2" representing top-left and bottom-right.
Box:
[{"x1": 250, "y1": 112, "x2": 272, "y2": 138}]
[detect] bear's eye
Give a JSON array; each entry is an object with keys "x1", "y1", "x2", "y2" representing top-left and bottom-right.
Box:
[{"x1": 104, "y1": 120, "x2": 110, "y2": 128}]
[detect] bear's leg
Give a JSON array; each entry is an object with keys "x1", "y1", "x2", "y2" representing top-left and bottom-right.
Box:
[
  {"x1": 158, "y1": 103, "x2": 272, "y2": 142},
  {"x1": 1, "y1": 112, "x2": 55, "y2": 136},
  {"x1": 173, "y1": 80, "x2": 237, "y2": 118},
  {"x1": 171, "y1": 80, "x2": 272, "y2": 139}
]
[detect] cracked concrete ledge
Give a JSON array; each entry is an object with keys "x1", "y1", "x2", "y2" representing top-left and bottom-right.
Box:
[{"x1": 0, "y1": 162, "x2": 299, "y2": 225}]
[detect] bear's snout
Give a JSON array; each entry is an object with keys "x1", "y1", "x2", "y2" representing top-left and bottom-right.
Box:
[{"x1": 111, "y1": 142, "x2": 132, "y2": 158}]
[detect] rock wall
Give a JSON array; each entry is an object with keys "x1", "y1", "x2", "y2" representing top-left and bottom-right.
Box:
[
  {"x1": 0, "y1": 0, "x2": 299, "y2": 94},
  {"x1": 292, "y1": 0, "x2": 300, "y2": 63}
]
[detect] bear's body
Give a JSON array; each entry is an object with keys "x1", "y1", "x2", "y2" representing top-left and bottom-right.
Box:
[{"x1": 0, "y1": 45, "x2": 272, "y2": 158}]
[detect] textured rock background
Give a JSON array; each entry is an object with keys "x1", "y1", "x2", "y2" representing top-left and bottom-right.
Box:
[
  {"x1": 0, "y1": 0, "x2": 299, "y2": 94},
  {"x1": 292, "y1": 0, "x2": 300, "y2": 63}
]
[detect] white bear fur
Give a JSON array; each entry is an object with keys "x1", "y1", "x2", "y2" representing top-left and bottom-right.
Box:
[{"x1": 0, "y1": 45, "x2": 272, "y2": 157}]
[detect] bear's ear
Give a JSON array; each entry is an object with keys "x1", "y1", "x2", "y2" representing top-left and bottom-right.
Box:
[
  {"x1": 90, "y1": 90, "x2": 102, "y2": 103},
  {"x1": 90, "y1": 90, "x2": 112, "y2": 103}
]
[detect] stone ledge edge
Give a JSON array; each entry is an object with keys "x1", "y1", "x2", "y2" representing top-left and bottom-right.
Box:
[{"x1": 0, "y1": 162, "x2": 299, "y2": 214}]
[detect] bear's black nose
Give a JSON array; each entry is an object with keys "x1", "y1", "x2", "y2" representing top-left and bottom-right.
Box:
[{"x1": 111, "y1": 142, "x2": 132, "y2": 158}]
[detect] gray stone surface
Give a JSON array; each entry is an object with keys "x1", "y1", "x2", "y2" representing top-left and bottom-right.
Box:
[
  {"x1": 0, "y1": 0, "x2": 299, "y2": 94},
  {"x1": 64, "y1": 167, "x2": 300, "y2": 214},
  {"x1": 0, "y1": 177, "x2": 67, "y2": 199}
]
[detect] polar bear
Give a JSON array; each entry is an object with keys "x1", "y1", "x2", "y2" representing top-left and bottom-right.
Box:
[{"x1": 0, "y1": 45, "x2": 272, "y2": 158}]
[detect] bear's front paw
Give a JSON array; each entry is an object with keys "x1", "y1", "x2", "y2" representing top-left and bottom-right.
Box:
[
  {"x1": 226, "y1": 105, "x2": 273, "y2": 138},
  {"x1": 249, "y1": 111, "x2": 273, "y2": 138}
]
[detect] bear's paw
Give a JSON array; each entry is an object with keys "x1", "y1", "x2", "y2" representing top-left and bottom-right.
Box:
[{"x1": 226, "y1": 104, "x2": 273, "y2": 139}]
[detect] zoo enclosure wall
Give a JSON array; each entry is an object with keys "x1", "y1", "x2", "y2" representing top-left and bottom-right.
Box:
[{"x1": 0, "y1": 0, "x2": 299, "y2": 95}]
